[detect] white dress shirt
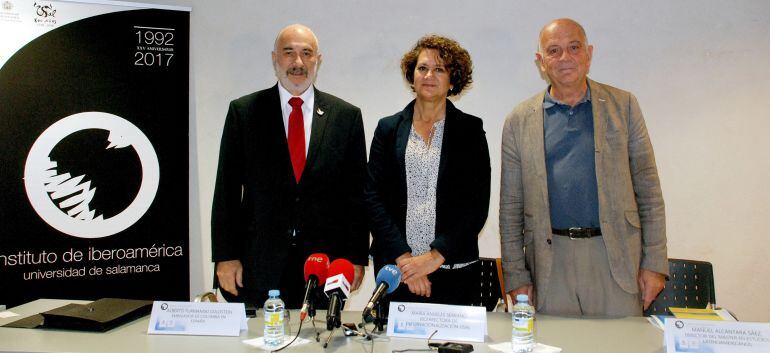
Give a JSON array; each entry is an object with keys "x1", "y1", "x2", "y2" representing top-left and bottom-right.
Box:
[{"x1": 277, "y1": 82, "x2": 314, "y2": 155}]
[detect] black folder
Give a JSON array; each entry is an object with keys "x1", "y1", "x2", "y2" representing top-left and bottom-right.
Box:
[{"x1": 4, "y1": 298, "x2": 152, "y2": 332}]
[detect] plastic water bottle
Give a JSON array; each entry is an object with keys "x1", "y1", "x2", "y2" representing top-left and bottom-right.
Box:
[
  {"x1": 511, "y1": 294, "x2": 535, "y2": 353},
  {"x1": 264, "y1": 289, "x2": 285, "y2": 348}
]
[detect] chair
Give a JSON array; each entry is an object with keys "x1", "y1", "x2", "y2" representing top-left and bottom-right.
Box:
[
  {"x1": 478, "y1": 257, "x2": 507, "y2": 311},
  {"x1": 644, "y1": 258, "x2": 715, "y2": 316}
]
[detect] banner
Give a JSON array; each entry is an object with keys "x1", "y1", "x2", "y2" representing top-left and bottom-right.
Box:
[{"x1": 0, "y1": 0, "x2": 190, "y2": 307}]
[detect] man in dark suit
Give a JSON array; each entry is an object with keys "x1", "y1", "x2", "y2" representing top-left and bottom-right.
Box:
[{"x1": 211, "y1": 24, "x2": 368, "y2": 308}]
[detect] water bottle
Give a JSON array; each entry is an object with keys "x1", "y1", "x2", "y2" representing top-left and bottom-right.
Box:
[
  {"x1": 511, "y1": 294, "x2": 535, "y2": 353},
  {"x1": 264, "y1": 289, "x2": 285, "y2": 348}
]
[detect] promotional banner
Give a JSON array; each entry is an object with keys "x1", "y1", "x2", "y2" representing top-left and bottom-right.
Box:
[{"x1": 0, "y1": 0, "x2": 190, "y2": 307}]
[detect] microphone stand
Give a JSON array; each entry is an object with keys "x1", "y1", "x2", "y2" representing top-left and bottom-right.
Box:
[
  {"x1": 360, "y1": 300, "x2": 386, "y2": 333},
  {"x1": 373, "y1": 300, "x2": 386, "y2": 332},
  {"x1": 323, "y1": 326, "x2": 336, "y2": 348},
  {"x1": 307, "y1": 296, "x2": 321, "y2": 342},
  {"x1": 308, "y1": 293, "x2": 316, "y2": 319},
  {"x1": 323, "y1": 293, "x2": 343, "y2": 348}
]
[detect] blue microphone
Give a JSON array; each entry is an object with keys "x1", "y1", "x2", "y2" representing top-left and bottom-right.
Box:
[{"x1": 363, "y1": 265, "x2": 401, "y2": 319}]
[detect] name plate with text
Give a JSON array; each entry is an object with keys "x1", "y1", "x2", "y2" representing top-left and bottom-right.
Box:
[
  {"x1": 147, "y1": 301, "x2": 247, "y2": 336},
  {"x1": 387, "y1": 302, "x2": 486, "y2": 342},
  {"x1": 665, "y1": 318, "x2": 770, "y2": 353}
]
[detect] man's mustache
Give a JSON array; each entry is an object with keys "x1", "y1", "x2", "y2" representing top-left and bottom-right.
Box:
[{"x1": 287, "y1": 67, "x2": 307, "y2": 76}]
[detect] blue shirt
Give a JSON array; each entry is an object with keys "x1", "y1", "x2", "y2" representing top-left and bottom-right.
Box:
[{"x1": 543, "y1": 87, "x2": 600, "y2": 229}]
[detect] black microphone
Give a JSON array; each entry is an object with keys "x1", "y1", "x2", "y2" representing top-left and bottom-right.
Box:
[
  {"x1": 299, "y1": 253, "x2": 329, "y2": 321},
  {"x1": 324, "y1": 259, "x2": 354, "y2": 331},
  {"x1": 363, "y1": 264, "x2": 401, "y2": 321}
]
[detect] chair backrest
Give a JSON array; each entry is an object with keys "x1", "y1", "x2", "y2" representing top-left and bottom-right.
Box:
[
  {"x1": 478, "y1": 257, "x2": 505, "y2": 311},
  {"x1": 644, "y1": 258, "x2": 715, "y2": 316}
]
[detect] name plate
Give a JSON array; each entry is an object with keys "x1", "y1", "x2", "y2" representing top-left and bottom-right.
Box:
[
  {"x1": 665, "y1": 318, "x2": 770, "y2": 352},
  {"x1": 147, "y1": 301, "x2": 247, "y2": 336},
  {"x1": 386, "y1": 302, "x2": 486, "y2": 342}
]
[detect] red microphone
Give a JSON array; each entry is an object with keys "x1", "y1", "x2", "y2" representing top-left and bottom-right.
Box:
[
  {"x1": 304, "y1": 253, "x2": 330, "y2": 282},
  {"x1": 324, "y1": 258, "x2": 354, "y2": 330},
  {"x1": 299, "y1": 253, "x2": 329, "y2": 321}
]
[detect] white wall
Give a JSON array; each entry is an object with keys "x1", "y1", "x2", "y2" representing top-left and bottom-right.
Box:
[{"x1": 141, "y1": 0, "x2": 770, "y2": 321}]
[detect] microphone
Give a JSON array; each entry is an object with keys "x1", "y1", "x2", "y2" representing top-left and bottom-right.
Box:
[
  {"x1": 362, "y1": 264, "x2": 401, "y2": 321},
  {"x1": 299, "y1": 253, "x2": 330, "y2": 321},
  {"x1": 324, "y1": 258, "x2": 354, "y2": 331}
]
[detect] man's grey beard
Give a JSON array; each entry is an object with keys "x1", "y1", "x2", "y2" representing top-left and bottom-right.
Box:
[{"x1": 274, "y1": 62, "x2": 317, "y2": 93}]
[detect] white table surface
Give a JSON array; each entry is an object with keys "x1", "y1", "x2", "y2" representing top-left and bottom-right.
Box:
[{"x1": 0, "y1": 299, "x2": 664, "y2": 353}]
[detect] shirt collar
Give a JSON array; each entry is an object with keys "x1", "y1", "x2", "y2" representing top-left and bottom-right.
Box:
[
  {"x1": 543, "y1": 85, "x2": 591, "y2": 109},
  {"x1": 277, "y1": 82, "x2": 314, "y2": 109}
]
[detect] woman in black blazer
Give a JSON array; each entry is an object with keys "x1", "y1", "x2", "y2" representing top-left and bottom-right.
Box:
[{"x1": 366, "y1": 35, "x2": 491, "y2": 307}]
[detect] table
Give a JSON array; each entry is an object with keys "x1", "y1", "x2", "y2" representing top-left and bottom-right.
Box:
[{"x1": 0, "y1": 299, "x2": 664, "y2": 353}]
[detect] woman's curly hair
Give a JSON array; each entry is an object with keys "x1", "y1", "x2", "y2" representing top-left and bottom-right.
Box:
[{"x1": 401, "y1": 35, "x2": 473, "y2": 96}]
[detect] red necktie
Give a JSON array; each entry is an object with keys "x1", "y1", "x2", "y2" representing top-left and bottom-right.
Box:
[{"x1": 287, "y1": 97, "x2": 306, "y2": 183}]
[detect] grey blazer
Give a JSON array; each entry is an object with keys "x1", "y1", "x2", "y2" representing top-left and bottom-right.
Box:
[{"x1": 499, "y1": 79, "x2": 668, "y2": 306}]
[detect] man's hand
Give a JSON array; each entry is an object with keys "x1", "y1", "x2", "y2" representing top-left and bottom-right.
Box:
[
  {"x1": 399, "y1": 249, "x2": 444, "y2": 282},
  {"x1": 351, "y1": 264, "x2": 365, "y2": 291},
  {"x1": 639, "y1": 269, "x2": 666, "y2": 310},
  {"x1": 508, "y1": 284, "x2": 535, "y2": 307},
  {"x1": 404, "y1": 275, "x2": 432, "y2": 297},
  {"x1": 216, "y1": 260, "x2": 243, "y2": 296}
]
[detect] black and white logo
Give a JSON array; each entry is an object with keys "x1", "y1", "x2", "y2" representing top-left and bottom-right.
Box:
[
  {"x1": 24, "y1": 112, "x2": 159, "y2": 238},
  {"x1": 33, "y1": 1, "x2": 55, "y2": 17},
  {"x1": 32, "y1": 1, "x2": 56, "y2": 25}
]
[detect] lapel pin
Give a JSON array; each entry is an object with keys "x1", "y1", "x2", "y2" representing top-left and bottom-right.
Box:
[{"x1": 317, "y1": 108, "x2": 324, "y2": 116}]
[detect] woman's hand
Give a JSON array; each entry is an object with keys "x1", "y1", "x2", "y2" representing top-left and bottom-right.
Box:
[
  {"x1": 404, "y1": 275, "x2": 432, "y2": 297},
  {"x1": 399, "y1": 249, "x2": 444, "y2": 282}
]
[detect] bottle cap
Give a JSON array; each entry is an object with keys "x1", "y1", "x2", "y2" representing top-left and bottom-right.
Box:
[
  {"x1": 269, "y1": 289, "x2": 280, "y2": 297},
  {"x1": 516, "y1": 294, "x2": 529, "y2": 303}
]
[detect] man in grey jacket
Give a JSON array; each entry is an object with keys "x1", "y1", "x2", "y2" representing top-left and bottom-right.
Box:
[{"x1": 500, "y1": 18, "x2": 668, "y2": 316}]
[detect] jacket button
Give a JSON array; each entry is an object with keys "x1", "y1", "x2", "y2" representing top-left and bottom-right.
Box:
[{"x1": 547, "y1": 239, "x2": 552, "y2": 245}]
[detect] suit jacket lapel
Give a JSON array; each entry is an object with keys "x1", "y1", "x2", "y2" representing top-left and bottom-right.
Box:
[
  {"x1": 303, "y1": 87, "x2": 329, "y2": 181},
  {"x1": 395, "y1": 102, "x2": 414, "y2": 192},
  {"x1": 263, "y1": 84, "x2": 287, "y2": 140},
  {"x1": 527, "y1": 91, "x2": 550, "y2": 211},
  {"x1": 588, "y1": 79, "x2": 607, "y2": 154},
  {"x1": 262, "y1": 85, "x2": 295, "y2": 181},
  {"x1": 528, "y1": 92, "x2": 548, "y2": 179},
  {"x1": 588, "y1": 79, "x2": 609, "y2": 213},
  {"x1": 437, "y1": 100, "x2": 456, "y2": 179}
]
